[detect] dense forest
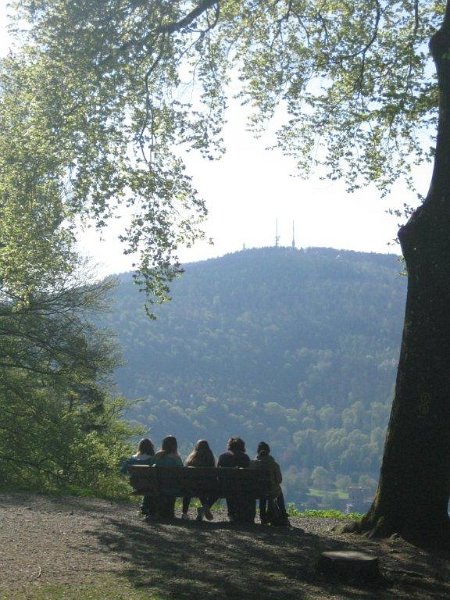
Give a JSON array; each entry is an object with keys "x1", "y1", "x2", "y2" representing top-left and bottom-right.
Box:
[{"x1": 103, "y1": 247, "x2": 406, "y2": 507}]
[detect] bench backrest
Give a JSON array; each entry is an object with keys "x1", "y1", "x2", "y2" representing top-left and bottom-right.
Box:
[{"x1": 128, "y1": 465, "x2": 274, "y2": 498}]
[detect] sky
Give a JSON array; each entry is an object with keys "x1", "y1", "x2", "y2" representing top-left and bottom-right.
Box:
[{"x1": 0, "y1": 5, "x2": 432, "y2": 276}]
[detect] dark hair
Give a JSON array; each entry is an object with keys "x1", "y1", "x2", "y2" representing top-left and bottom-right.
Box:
[
  {"x1": 137, "y1": 438, "x2": 155, "y2": 456},
  {"x1": 227, "y1": 437, "x2": 245, "y2": 453},
  {"x1": 257, "y1": 441, "x2": 270, "y2": 456},
  {"x1": 160, "y1": 435, "x2": 178, "y2": 455},
  {"x1": 185, "y1": 439, "x2": 215, "y2": 467}
]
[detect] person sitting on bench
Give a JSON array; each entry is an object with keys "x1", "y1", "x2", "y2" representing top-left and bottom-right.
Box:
[
  {"x1": 217, "y1": 437, "x2": 255, "y2": 523},
  {"x1": 182, "y1": 439, "x2": 216, "y2": 522},
  {"x1": 153, "y1": 435, "x2": 183, "y2": 519},
  {"x1": 253, "y1": 441, "x2": 290, "y2": 526},
  {"x1": 121, "y1": 438, "x2": 156, "y2": 517}
]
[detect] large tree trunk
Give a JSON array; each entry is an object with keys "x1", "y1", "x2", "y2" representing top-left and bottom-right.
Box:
[{"x1": 356, "y1": 3, "x2": 450, "y2": 548}]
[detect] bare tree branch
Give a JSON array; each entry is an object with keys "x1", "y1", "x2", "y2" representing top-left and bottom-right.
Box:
[{"x1": 158, "y1": 0, "x2": 220, "y2": 34}]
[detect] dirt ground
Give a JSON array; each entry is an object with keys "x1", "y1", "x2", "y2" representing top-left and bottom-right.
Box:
[{"x1": 1, "y1": 493, "x2": 450, "y2": 599}]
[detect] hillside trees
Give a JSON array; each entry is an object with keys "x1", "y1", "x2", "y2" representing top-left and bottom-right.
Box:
[
  {"x1": 103, "y1": 251, "x2": 402, "y2": 496},
  {"x1": 0, "y1": 55, "x2": 134, "y2": 495},
  {"x1": 12, "y1": 0, "x2": 450, "y2": 544},
  {"x1": 0, "y1": 275, "x2": 134, "y2": 494}
]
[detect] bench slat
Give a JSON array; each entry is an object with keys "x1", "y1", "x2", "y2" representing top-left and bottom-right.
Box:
[{"x1": 127, "y1": 465, "x2": 274, "y2": 498}]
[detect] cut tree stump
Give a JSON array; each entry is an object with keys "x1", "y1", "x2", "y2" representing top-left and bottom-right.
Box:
[{"x1": 317, "y1": 550, "x2": 381, "y2": 582}]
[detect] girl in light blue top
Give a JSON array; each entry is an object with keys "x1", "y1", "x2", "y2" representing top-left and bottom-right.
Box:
[{"x1": 121, "y1": 438, "x2": 156, "y2": 516}]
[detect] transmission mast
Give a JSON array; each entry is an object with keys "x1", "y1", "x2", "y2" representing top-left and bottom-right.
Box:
[{"x1": 275, "y1": 219, "x2": 280, "y2": 247}]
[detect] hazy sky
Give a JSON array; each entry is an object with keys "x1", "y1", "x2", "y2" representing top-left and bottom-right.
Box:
[{"x1": 0, "y1": 5, "x2": 431, "y2": 275}]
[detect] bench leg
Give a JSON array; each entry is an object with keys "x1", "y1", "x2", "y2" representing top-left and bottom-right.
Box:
[
  {"x1": 157, "y1": 495, "x2": 176, "y2": 518},
  {"x1": 141, "y1": 495, "x2": 157, "y2": 516},
  {"x1": 182, "y1": 496, "x2": 191, "y2": 515},
  {"x1": 227, "y1": 497, "x2": 256, "y2": 524}
]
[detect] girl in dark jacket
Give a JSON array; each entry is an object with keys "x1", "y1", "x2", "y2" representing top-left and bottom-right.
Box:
[
  {"x1": 254, "y1": 441, "x2": 290, "y2": 526},
  {"x1": 217, "y1": 437, "x2": 254, "y2": 523}
]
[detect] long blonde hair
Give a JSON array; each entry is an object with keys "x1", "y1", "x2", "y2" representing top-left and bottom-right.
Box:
[{"x1": 185, "y1": 440, "x2": 215, "y2": 467}]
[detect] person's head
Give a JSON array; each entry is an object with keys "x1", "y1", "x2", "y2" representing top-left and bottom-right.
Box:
[
  {"x1": 137, "y1": 438, "x2": 155, "y2": 456},
  {"x1": 194, "y1": 439, "x2": 211, "y2": 453},
  {"x1": 186, "y1": 439, "x2": 215, "y2": 466},
  {"x1": 257, "y1": 441, "x2": 270, "y2": 456},
  {"x1": 227, "y1": 437, "x2": 245, "y2": 453},
  {"x1": 161, "y1": 435, "x2": 178, "y2": 455}
]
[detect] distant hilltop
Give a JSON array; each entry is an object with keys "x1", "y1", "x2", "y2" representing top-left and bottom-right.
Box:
[{"x1": 173, "y1": 245, "x2": 401, "y2": 266}]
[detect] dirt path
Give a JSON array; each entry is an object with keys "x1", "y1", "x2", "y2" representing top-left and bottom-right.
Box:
[{"x1": 1, "y1": 493, "x2": 450, "y2": 599}]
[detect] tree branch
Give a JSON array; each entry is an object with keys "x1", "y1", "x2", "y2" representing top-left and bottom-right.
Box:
[
  {"x1": 158, "y1": 0, "x2": 220, "y2": 34},
  {"x1": 355, "y1": 0, "x2": 382, "y2": 94},
  {"x1": 103, "y1": 0, "x2": 220, "y2": 65}
]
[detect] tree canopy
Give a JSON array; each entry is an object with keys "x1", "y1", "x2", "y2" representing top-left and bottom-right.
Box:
[{"x1": 12, "y1": 0, "x2": 444, "y2": 205}]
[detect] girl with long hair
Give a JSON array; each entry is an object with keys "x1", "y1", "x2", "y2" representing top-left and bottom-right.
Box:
[
  {"x1": 153, "y1": 435, "x2": 183, "y2": 519},
  {"x1": 121, "y1": 438, "x2": 156, "y2": 516},
  {"x1": 182, "y1": 439, "x2": 216, "y2": 521},
  {"x1": 154, "y1": 435, "x2": 183, "y2": 465}
]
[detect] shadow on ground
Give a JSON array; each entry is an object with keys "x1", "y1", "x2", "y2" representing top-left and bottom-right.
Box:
[
  {"x1": 88, "y1": 515, "x2": 404, "y2": 600},
  {"x1": 3, "y1": 493, "x2": 450, "y2": 599}
]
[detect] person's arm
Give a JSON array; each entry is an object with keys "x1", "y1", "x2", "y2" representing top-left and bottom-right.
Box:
[
  {"x1": 242, "y1": 453, "x2": 251, "y2": 468},
  {"x1": 275, "y1": 461, "x2": 282, "y2": 484},
  {"x1": 217, "y1": 453, "x2": 227, "y2": 467},
  {"x1": 120, "y1": 458, "x2": 130, "y2": 475},
  {"x1": 120, "y1": 456, "x2": 140, "y2": 474}
]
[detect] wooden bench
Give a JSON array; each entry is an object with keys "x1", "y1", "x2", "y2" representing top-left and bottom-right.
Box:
[{"x1": 127, "y1": 465, "x2": 274, "y2": 499}]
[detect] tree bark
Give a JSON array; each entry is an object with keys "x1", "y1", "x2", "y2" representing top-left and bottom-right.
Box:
[{"x1": 356, "y1": 2, "x2": 450, "y2": 548}]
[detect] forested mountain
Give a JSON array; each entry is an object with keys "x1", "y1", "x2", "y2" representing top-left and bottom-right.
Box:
[{"x1": 104, "y1": 247, "x2": 406, "y2": 505}]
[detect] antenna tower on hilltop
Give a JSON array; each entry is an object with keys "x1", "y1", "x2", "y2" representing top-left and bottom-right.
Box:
[
  {"x1": 292, "y1": 220, "x2": 296, "y2": 249},
  {"x1": 275, "y1": 219, "x2": 280, "y2": 247}
]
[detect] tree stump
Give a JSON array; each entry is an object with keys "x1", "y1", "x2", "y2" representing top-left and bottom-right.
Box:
[{"x1": 317, "y1": 550, "x2": 381, "y2": 582}]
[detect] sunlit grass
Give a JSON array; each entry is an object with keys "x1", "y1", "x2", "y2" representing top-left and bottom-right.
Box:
[
  {"x1": 2, "y1": 575, "x2": 163, "y2": 600},
  {"x1": 287, "y1": 503, "x2": 362, "y2": 520},
  {"x1": 307, "y1": 487, "x2": 350, "y2": 500}
]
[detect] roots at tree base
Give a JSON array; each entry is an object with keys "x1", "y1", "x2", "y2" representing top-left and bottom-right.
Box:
[{"x1": 342, "y1": 511, "x2": 450, "y2": 550}]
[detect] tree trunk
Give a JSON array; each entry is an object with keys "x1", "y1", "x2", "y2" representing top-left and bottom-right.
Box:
[{"x1": 356, "y1": 3, "x2": 450, "y2": 548}]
